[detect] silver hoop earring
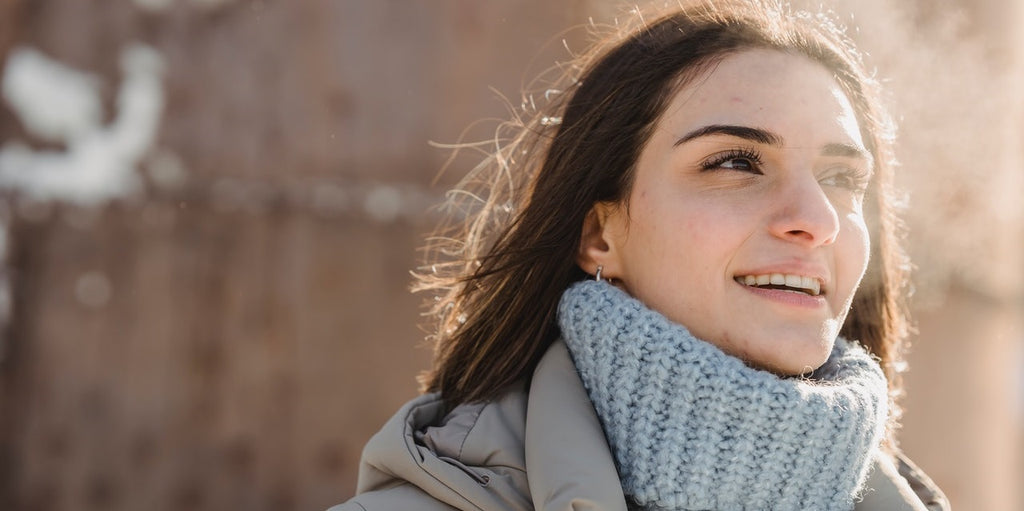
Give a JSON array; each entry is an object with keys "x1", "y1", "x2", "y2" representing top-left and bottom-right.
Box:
[{"x1": 595, "y1": 265, "x2": 604, "y2": 282}]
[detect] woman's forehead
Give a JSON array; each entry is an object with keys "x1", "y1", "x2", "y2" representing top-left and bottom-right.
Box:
[{"x1": 655, "y1": 49, "x2": 865, "y2": 150}]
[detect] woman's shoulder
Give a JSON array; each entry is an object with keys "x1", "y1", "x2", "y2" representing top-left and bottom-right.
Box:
[
  {"x1": 330, "y1": 340, "x2": 627, "y2": 511},
  {"x1": 893, "y1": 451, "x2": 950, "y2": 511},
  {"x1": 857, "y1": 449, "x2": 950, "y2": 511},
  {"x1": 331, "y1": 386, "x2": 532, "y2": 511}
]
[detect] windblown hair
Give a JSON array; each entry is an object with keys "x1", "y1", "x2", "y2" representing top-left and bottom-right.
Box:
[{"x1": 415, "y1": 0, "x2": 910, "y2": 423}]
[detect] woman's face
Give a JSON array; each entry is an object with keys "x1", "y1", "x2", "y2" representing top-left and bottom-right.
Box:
[{"x1": 583, "y1": 49, "x2": 872, "y2": 374}]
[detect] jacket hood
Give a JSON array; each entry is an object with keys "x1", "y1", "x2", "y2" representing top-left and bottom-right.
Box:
[
  {"x1": 351, "y1": 385, "x2": 531, "y2": 510},
  {"x1": 347, "y1": 341, "x2": 629, "y2": 511}
]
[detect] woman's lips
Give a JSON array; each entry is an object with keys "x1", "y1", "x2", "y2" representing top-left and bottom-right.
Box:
[
  {"x1": 733, "y1": 273, "x2": 822, "y2": 296},
  {"x1": 734, "y1": 276, "x2": 828, "y2": 308}
]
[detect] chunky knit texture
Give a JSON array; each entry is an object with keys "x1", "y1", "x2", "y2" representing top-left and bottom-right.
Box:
[{"x1": 558, "y1": 280, "x2": 888, "y2": 511}]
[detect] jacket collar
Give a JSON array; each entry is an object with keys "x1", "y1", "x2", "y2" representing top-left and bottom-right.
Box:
[{"x1": 525, "y1": 340, "x2": 630, "y2": 510}]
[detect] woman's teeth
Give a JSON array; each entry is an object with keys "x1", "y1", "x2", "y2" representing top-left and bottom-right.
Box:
[{"x1": 735, "y1": 273, "x2": 821, "y2": 296}]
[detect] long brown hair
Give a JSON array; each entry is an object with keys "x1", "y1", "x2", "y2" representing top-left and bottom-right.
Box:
[{"x1": 415, "y1": 0, "x2": 910, "y2": 418}]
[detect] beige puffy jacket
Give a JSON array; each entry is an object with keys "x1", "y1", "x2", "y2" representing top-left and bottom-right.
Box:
[{"x1": 330, "y1": 341, "x2": 949, "y2": 511}]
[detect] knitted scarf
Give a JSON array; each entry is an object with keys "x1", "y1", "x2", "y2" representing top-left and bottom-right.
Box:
[{"x1": 557, "y1": 280, "x2": 888, "y2": 511}]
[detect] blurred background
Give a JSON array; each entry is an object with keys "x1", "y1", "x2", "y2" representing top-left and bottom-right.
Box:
[{"x1": 0, "y1": 1, "x2": 1020, "y2": 510}]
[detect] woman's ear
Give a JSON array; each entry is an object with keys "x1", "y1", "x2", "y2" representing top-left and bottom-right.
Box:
[{"x1": 577, "y1": 202, "x2": 624, "y2": 279}]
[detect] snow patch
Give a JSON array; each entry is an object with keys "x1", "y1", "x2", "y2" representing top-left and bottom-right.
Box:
[
  {"x1": 2, "y1": 47, "x2": 102, "y2": 142},
  {"x1": 0, "y1": 44, "x2": 167, "y2": 206}
]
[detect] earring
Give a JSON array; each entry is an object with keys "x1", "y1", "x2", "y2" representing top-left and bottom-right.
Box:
[{"x1": 595, "y1": 265, "x2": 604, "y2": 282}]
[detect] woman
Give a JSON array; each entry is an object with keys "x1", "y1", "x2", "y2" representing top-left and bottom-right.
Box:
[{"x1": 333, "y1": 1, "x2": 949, "y2": 509}]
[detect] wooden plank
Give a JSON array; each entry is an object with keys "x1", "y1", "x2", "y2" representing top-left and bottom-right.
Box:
[{"x1": 2, "y1": 201, "x2": 430, "y2": 510}]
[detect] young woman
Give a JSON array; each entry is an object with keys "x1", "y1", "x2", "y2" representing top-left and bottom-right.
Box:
[{"x1": 333, "y1": 1, "x2": 948, "y2": 509}]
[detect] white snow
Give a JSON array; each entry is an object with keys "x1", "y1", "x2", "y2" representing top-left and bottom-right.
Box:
[
  {"x1": 1, "y1": 47, "x2": 102, "y2": 142},
  {"x1": 0, "y1": 44, "x2": 167, "y2": 206}
]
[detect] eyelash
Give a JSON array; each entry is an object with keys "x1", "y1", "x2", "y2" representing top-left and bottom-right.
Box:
[
  {"x1": 700, "y1": 148, "x2": 763, "y2": 172},
  {"x1": 821, "y1": 167, "x2": 872, "y2": 193},
  {"x1": 701, "y1": 148, "x2": 872, "y2": 193}
]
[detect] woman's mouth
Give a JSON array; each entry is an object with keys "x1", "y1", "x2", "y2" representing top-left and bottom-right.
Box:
[{"x1": 734, "y1": 273, "x2": 822, "y2": 296}]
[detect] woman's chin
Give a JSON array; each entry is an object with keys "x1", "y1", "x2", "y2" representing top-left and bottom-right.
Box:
[{"x1": 740, "y1": 338, "x2": 835, "y2": 376}]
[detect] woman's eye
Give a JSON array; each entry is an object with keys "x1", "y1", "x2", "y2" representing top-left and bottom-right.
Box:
[
  {"x1": 701, "y1": 149, "x2": 763, "y2": 173},
  {"x1": 820, "y1": 175, "x2": 851, "y2": 188},
  {"x1": 820, "y1": 168, "x2": 870, "y2": 193},
  {"x1": 720, "y1": 158, "x2": 755, "y2": 171}
]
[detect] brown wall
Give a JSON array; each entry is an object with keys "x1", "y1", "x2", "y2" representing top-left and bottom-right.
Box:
[{"x1": 0, "y1": 1, "x2": 1020, "y2": 510}]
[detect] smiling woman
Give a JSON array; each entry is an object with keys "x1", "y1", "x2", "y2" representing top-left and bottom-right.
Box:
[
  {"x1": 331, "y1": 1, "x2": 948, "y2": 510},
  {"x1": 583, "y1": 50, "x2": 874, "y2": 375}
]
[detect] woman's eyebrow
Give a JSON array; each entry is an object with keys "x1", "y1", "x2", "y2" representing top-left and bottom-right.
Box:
[
  {"x1": 674, "y1": 125, "x2": 873, "y2": 162},
  {"x1": 822, "y1": 142, "x2": 872, "y2": 163},
  {"x1": 673, "y1": 124, "x2": 782, "y2": 147}
]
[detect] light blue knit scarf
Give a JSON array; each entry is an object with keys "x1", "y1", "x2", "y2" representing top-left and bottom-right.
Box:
[{"x1": 558, "y1": 280, "x2": 888, "y2": 511}]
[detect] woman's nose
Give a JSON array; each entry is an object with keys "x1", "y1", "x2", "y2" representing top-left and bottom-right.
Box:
[{"x1": 768, "y1": 174, "x2": 841, "y2": 247}]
